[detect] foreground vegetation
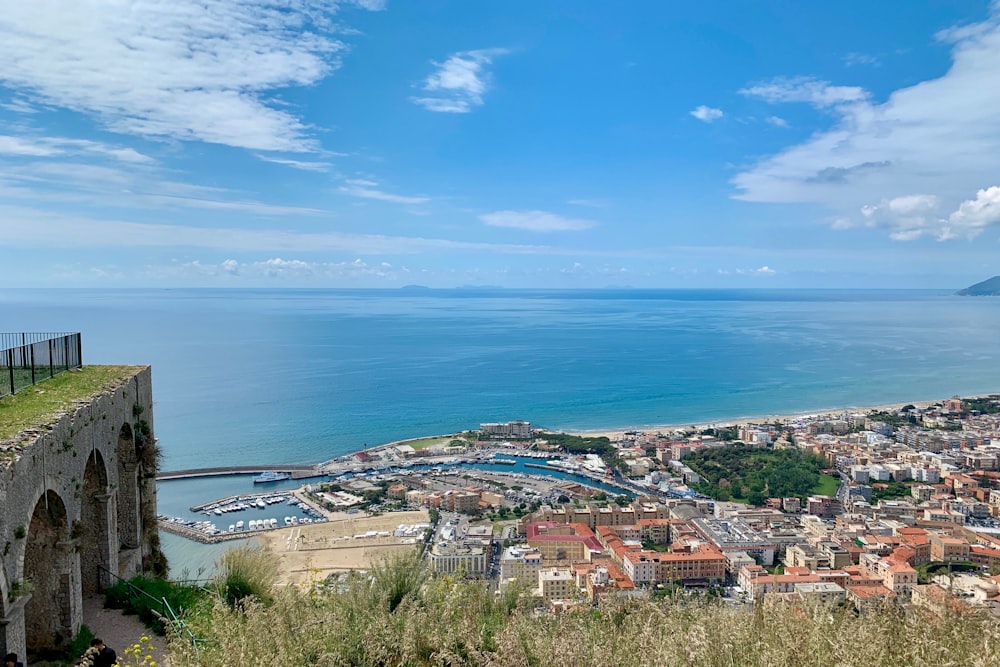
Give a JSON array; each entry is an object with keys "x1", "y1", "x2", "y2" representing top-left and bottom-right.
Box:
[{"x1": 133, "y1": 548, "x2": 1000, "y2": 666}]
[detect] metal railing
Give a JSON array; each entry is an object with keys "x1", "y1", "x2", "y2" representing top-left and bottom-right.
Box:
[
  {"x1": 98, "y1": 566, "x2": 206, "y2": 650},
  {"x1": 0, "y1": 332, "x2": 82, "y2": 398}
]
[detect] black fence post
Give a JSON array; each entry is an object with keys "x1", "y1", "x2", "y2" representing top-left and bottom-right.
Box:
[
  {"x1": 49, "y1": 338, "x2": 55, "y2": 378},
  {"x1": 6, "y1": 348, "x2": 13, "y2": 395},
  {"x1": 29, "y1": 341, "x2": 36, "y2": 385}
]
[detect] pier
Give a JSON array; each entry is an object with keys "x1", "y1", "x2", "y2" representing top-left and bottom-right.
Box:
[{"x1": 156, "y1": 464, "x2": 321, "y2": 481}]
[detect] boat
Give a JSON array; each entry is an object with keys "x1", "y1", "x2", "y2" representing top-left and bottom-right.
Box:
[
  {"x1": 253, "y1": 471, "x2": 292, "y2": 483},
  {"x1": 256, "y1": 499, "x2": 267, "y2": 509}
]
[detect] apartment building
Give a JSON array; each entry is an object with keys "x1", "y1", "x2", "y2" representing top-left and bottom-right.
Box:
[
  {"x1": 538, "y1": 567, "x2": 577, "y2": 602},
  {"x1": 526, "y1": 522, "x2": 603, "y2": 562},
  {"x1": 480, "y1": 421, "x2": 532, "y2": 439},
  {"x1": 930, "y1": 533, "x2": 971, "y2": 562},
  {"x1": 499, "y1": 547, "x2": 543, "y2": 588}
]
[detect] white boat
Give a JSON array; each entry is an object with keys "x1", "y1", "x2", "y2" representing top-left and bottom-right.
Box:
[
  {"x1": 253, "y1": 471, "x2": 292, "y2": 484},
  {"x1": 284, "y1": 517, "x2": 292, "y2": 526},
  {"x1": 256, "y1": 499, "x2": 266, "y2": 509},
  {"x1": 236, "y1": 520, "x2": 244, "y2": 530},
  {"x1": 269, "y1": 518, "x2": 278, "y2": 528},
  {"x1": 290, "y1": 517, "x2": 298, "y2": 525},
  {"x1": 228, "y1": 524, "x2": 235, "y2": 532}
]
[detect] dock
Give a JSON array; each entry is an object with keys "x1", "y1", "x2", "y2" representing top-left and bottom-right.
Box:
[{"x1": 156, "y1": 464, "x2": 321, "y2": 481}]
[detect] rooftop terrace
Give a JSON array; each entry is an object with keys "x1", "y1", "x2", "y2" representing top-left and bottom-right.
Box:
[{"x1": 0, "y1": 365, "x2": 143, "y2": 446}]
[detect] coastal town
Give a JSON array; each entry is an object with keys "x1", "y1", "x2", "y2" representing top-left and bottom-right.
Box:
[{"x1": 159, "y1": 395, "x2": 1000, "y2": 615}]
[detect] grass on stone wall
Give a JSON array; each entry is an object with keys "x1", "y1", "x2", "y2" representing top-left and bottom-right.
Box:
[{"x1": 0, "y1": 365, "x2": 142, "y2": 440}]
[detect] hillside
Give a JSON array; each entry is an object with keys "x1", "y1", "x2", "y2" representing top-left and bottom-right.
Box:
[{"x1": 956, "y1": 276, "x2": 1000, "y2": 295}]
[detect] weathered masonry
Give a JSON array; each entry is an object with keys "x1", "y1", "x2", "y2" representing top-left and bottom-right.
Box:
[{"x1": 0, "y1": 366, "x2": 161, "y2": 659}]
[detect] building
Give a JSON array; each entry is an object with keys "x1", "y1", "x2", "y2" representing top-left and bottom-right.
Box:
[
  {"x1": 526, "y1": 522, "x2": 603, "y2": 562},
  {"x1": 690, "y1": 517, "x2": 776, "y2": 566},
  {"x1": 480, "y1": 421, "x2": 532, "y2": 440},
  {"x1": 499, "y1": 547, "x2": 543, "y2": 588},
  {"x1": 738, "y1": 565, "x2": 822, "y2": 601},
  {"x1": 429, "y1": 543, "x2": 488, "y2": 575},
  {"x1": 537, "y1": 567, "x2": 578, "y2": 602},
  {"x1": 929, "y1": 533, "x2": 971, "y2": 563}
]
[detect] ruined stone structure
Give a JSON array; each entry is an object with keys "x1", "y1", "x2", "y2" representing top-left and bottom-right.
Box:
[{"x1": 0, "y1": 367, "x2": 160, "y2": 659}]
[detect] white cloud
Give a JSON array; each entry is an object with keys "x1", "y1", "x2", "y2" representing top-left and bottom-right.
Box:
[
  {"x1": 843, "y1": 52, "x2": 880, "y2": 67},
  {"x1": 0, "y1": 159, "x2": 332, "y2": 217},
  {"x1": 0, "y1": 97, "x2": 37, "y2": 113},
  {"x1": 730, "y1": 265, "x2": 777, "y2": 276},
  {"x1": 0, "y1": 1, "x2": 381, "y2": 152},
  {"x1": 0, "y1": 204, "x2": 580, "y2": 256},
  {"x1": 765, "y1": 115, "x2": 789, "y2": 128},
  {"x1": 0, "y1": 135, "x2": 61, "y2": 157},
  {"x1": 859, "y1": 194, "x2": 941, "y2": 241},
  {"x1": 479, "y1": 210, "x2": 597, "y2": 232},
  {"x1": 943, "y1": 186, "x2": 1000, "y2": 239},
  {"x1": 255, "y1": 155, "x2": 331, "y2": 172},
  {"x1": 338, "y1": 178, "x2": 430, "y2": 204},
  {"x1": 732, "y1": 7, "x2": 1000, "y2": 241},
  {"x1": 739, "y1": 76, "x2": 869, "y2": 108},
  {"x1": 690, "y1": 105, "x2": 723, "y2": 122},
  {"x1": 0, "y1": 133, "x2": 155, "y2": 163},
  {"x1": 411, "y1": 48, "x2": 508, "y2": 113}
]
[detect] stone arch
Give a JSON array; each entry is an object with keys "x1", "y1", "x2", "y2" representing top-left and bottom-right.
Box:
[
  {"x1": 80, "y1": 450, "x2": 111, "y2": 595},
  {"x1": 23, "y1": 489, "x2": 72, "y2": 651},
  {"x1": 116, "y1": 422, "x2": 140, "y2": 551}
]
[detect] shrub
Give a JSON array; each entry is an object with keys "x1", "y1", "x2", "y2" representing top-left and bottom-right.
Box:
[
  {"x1": 104, "y1": 576, "x2": 207, "y2": 635},
  {"x1": 214, "y1": 547, "x2": 278, "y2": 607}
]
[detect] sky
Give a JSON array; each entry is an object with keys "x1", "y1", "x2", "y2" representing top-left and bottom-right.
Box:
[{"x1": 2, "y1": 0, "x2": 1000, "y2": 288}]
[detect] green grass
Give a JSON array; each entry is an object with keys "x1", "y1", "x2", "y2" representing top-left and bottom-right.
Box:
[
  {"x1": 403, "y1": 435, "x2": 454, "y2": 450},
  {"x1": 0, "y1": 365, "x2": 142, "y2": 440},
  {"x1": 105, "y1": 575, "x2": 209, "y2": 636},
  {"x1": 811, "y1": 473, "x2": 840, "y2": 496}
]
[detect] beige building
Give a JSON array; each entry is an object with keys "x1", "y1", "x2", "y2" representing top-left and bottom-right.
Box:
[
  {"x1": 526, "y1": 522, "x2": 603, "y2": 562},
  {"x1": 930, "y1": 533, "x2": 971, "y2": 562},
  {"x1": 538, "y1": 567, "x2": 577, "y2": 602},
  {"x1": 499, "y1": 547, "x2": 543, "y2": 587}
]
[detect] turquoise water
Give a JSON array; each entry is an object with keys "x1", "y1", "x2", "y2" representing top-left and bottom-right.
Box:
[
  {"x1": 4, "y1": 288, "x2": 998, "y2": 469},
  {"x1": 5, "y1": 287, "x2": 999, "y2": 574}
]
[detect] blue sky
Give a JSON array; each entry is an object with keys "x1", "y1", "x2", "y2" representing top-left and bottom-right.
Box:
[{"x1": 2, "y1": 0, "x2": 1000, "y2": 288}]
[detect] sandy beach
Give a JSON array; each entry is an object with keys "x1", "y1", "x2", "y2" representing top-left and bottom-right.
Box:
[
  {"x1": 565, "y1": 399, "x2": 944, "y2": 441},
  {"x1": 256, "y1": 509, "x2": 430, "y2": 586}
]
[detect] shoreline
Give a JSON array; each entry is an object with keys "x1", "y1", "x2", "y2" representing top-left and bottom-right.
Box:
[{"x1": 555, "y1": 398, "x2": 949, "y2": 441}]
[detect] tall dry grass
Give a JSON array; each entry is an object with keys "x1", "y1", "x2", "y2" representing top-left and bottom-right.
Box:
[{"x1": 167, "y1": 554, "x2": 1000, "y2": 666}]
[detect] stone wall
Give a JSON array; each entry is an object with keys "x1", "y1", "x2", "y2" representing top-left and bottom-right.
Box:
[{"x1": 0, "y1": 367, "x2": 160, "y2": 660}]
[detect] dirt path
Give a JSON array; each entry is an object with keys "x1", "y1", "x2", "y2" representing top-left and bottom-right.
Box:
[{"x1": 81, "y1": 596, "x2": 171, "y2": 666}]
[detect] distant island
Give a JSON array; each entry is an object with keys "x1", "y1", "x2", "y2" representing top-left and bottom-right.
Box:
[{"x1": 956, "y1": 275, "x2": 1000, "y2": 296}]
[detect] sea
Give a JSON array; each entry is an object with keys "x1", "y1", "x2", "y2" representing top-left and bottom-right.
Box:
[{"x1": 2, "y1": 287, "x2": 999, "y2": 575}]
